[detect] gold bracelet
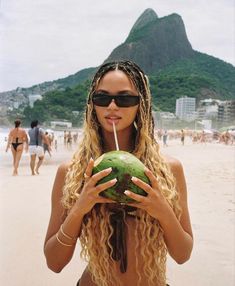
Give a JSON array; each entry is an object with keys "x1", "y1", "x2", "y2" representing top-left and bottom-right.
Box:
[
  {"x1": 56, "y1": 233, "x2": 74, "y2": 247},
  {"x1": 60, "y1": 224, "x2": 77, "y2": 241}
]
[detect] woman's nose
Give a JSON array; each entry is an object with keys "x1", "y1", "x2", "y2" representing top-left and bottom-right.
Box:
[{"x1": 107, "y1": 99, "x2": 119, "y2": 109}]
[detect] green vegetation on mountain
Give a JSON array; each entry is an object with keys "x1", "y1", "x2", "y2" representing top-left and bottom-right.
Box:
[
  {"x1": 150, "y1": 52, "x2": 235, "y2": 112},
  {"x1": 21, "y1": 51, "x2": 235, "y2": 125}
]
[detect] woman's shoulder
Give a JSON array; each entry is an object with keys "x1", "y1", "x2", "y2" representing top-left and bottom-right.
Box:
[
  {"x1": 8, "y1": 128, "x2": 14, "y2": 135},
  {"x1": 57, "y1": 161, "x2": 71, "y2": 175},
  {"x1": 162, "y1": 154, "x2": 184, "y2": 175},
  {"x1": 19, "y1": 127, "x2": 27, "y2": 133},
  {"x1": 53, "y1": 162, "x2": 72, "y2": 191}
]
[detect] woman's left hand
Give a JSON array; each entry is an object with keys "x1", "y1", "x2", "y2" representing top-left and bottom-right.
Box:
[{"x1": 125, "y1": 168, "x2": 172, "y2": 220}]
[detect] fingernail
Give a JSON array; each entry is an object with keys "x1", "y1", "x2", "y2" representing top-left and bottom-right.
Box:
[
  {"x1": 111, "y1": 178, "x2": 117, "y2": 183},
  {"x1": 106, "y1": 167, "x2": 112, "y2": 172},
  {"x1": 124, "y1": 190, "x2": 130, "y2": 195},
  {"x1": 131, "y1": 176, "x2": 137, "y2": 182}
]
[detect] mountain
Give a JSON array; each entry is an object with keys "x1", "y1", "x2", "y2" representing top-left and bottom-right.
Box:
[
  {"x1": 104, "y1": 9, "x2": 194, "y2": 73},
  {"x1": 1, "y1": 8, "x2": 235, "y2": 123}
]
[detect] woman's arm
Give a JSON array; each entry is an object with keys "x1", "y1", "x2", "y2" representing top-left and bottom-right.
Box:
[
  {"x1": 157, "y1": 158, "x2": 193, "y2": 263},
  {"x1": 44, "y1": 163, "x2": 83, "y2": 273},
  {"x1": 23, "y1": 130, "x2": 29, "y2": 151},
  {"x1": 44, "y1": 159, "x2": 116, "y2": 273},
  {"x1": 125, "y1": 157, "x2": 193, "y2": 264},
  {"x1": 5, "y1": 130, "x2": 13, "y2": 152}
]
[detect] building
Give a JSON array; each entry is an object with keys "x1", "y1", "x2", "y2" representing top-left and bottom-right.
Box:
[
  {"x1": 175, "y1": 96, "x2": 196, "y2": 121},
  {"x1": 197, "y1": 99, "x2": 221, "y2": 120},
  {"x1": 218, "y1": 100, "x2": 235, "y2": 124},
  {"x1": 50, "y1": 120, "x2": 72, "y2": 128}
]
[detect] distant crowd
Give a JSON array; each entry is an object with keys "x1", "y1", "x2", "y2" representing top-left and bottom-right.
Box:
[{"x1": 155, "y1": 128, "x2": 234, "y2": 146}]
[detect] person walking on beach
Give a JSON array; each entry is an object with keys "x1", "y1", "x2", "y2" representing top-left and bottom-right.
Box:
[
  {"x1": 67, "y1": 131, "x2": 73, "y2": 150},
  {"x1": 181, "y1": 129, "x2": 185, "y2": 145},
  {"x1": 44, "y1": 61, "x2": 193, "y2": 286},
  {"x1": 5, "y1": 119, "x2": 29, "y2": 175},
  {"x1": 162, "y1": 129, "x2": 168, "y2": 147},
  {"x1": 200, "y1": 130, "x2": 206, "y2": 144},
  {"x1": 43, "y1": 132, "x2": 52, "y2": 157},
  {"x1": 28, "y1": 120, "x2": 51, "y2": 175}
]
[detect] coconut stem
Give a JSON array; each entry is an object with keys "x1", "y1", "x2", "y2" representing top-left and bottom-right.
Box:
[{"x1": 112, "y1": 121, "x2": 119, "y2": 151}]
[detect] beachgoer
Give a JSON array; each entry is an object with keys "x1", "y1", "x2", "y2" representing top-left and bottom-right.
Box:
[
  {"x1": 54, "y1": 139, "x2": 58, "y2": 151},
  {"x1": 73, "y1": 132, "x2": 78, "y2": 144},
  {"x1": 200, "y1": 130, "x2": 206, "y2": 144},
  {"x1": 5, "y1": 119, "x2": 29, "y2": 175},
  {"x1": 224, "y1": 130, "x2": 231, "y2": 145},
  {"x1": 44, "y1": 61, "x2": 193, "y2": 286},
  {"x1": 63, "y1": 131, "x2": 67, "y2": 146},
  {"x1": 162, "y1": 129, "x2": 168, "y2": 147},
  {"x1": 180, "y1": 129, "x2": 185, "y2": 145},
  {"x1": 192, "y1": 132, "x2": 198, "y2": 143},
  {"x1": 43, "y1": 132, "x2": 52, "y2": 157},
  {"x1": 67, "y1": 131, "x2": 72, "y2": 149},
  {"x1": 28, "y1": 120, "x2": 51, "y2": 175}
]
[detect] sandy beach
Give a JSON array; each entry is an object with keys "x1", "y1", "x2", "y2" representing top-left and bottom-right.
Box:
[{"x1": 0, "y1": 136, "x2": 234, "y2": 286}]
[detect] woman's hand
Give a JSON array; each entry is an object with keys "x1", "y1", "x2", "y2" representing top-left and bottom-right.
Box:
[
  {"x1": 73, "y1": 158, "x2": 116, "y2": 216},
  {"x1": 124, "y1": 168, "x2": 172, "y2": 220}
]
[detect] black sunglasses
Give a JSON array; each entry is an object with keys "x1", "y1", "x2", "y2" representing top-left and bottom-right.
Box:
[{"x1": 92, "y1": 93, "x2": 140, "y2": 107}]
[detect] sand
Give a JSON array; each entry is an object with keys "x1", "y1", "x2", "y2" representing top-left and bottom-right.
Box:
[{"x1": 0, "y1": 137, "x2": 234, "y2": 286}]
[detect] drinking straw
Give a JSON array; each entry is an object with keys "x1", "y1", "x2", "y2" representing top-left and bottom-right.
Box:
[{"x1": 112, "y1": 121, "x2": 119, "y2": 151}]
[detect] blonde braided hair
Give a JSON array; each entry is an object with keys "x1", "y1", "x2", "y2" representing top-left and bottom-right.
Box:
[{"x1": 62, "y1": 60, "x2": 181, "y2": 286}]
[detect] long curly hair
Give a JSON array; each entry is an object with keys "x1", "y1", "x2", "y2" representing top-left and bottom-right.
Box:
[{"x1": 62, "y1": 60, "x2": 181, "y2": 286}]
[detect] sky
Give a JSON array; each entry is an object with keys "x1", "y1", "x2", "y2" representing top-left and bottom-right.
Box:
[{"x1": 0, "y1": 0, "x2": 234, "y2": 92}]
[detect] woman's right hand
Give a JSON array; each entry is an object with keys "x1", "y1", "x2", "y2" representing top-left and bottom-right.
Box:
[{"x1": 73, "y1": 158, "x2": 116, "y2": 215}]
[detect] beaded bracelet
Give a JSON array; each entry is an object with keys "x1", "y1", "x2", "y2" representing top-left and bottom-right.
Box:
[
  {"x1": 60, "y1": 224, "x2": 77, "y2": 242},
  {"x1": 56, "y1": 233, "x2": 74, "y2": 247}
]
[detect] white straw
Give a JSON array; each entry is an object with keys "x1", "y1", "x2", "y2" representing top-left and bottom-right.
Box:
[{"x1": 112, "y1": 121, "x2": 119, "y2": 151}]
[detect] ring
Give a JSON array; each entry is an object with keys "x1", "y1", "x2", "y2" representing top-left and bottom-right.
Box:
[{"x1": 84, "y1": 173, "x2": 89, "y2": 179}]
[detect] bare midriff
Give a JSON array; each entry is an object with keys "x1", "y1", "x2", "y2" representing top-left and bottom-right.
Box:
[{"x1": 79, "y1": 217, "x2": 159, "y2": 286}]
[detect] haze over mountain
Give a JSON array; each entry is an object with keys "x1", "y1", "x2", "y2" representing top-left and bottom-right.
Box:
[{"x1": 1, "y1": 8, "x2": 235, "y2": 123}]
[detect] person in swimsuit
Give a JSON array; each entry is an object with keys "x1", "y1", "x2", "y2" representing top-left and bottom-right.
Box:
[
  {"x1": 44, "y1": 61, "x2": 193, "y2": 286},
  {"x1": 43, "y1": 132, "x2": 52, "y2": 157},
  {"x1": 5, "y1": 119, "x2": 29, "y2": 176}
]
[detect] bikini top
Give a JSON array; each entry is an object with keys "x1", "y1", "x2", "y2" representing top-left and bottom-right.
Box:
[{"x1": 109, "y1": 205, "x2": 138, "y2": 273}]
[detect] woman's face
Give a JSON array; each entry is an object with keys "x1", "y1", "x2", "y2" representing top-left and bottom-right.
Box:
[{"x1": 94, "y1": 70, "x2": 139, "y2": 133}]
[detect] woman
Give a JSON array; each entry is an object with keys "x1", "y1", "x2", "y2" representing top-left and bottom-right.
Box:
[
  {"x1": 5, "y1": 119, "x2": 28, "y2": 175},
  {"x1": 44, "y1": 61, "x2": 193, "y2": 286}
]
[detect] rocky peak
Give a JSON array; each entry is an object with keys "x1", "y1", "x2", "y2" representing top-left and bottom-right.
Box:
[
  {"x1": 104, "y1": 10, "x2": 194, "y2": 74},
  {"x1": 129, "y1": 8, "x2": 158, "y2": 34}
]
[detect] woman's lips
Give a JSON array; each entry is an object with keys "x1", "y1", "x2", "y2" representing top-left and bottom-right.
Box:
[{"x1": 105, "y1": 116, "x2": 121, "y2": 125}]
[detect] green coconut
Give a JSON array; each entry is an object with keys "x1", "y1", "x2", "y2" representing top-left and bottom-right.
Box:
[{"x1": 92, "y1": 151, "x2": 149, "y2": 203}]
